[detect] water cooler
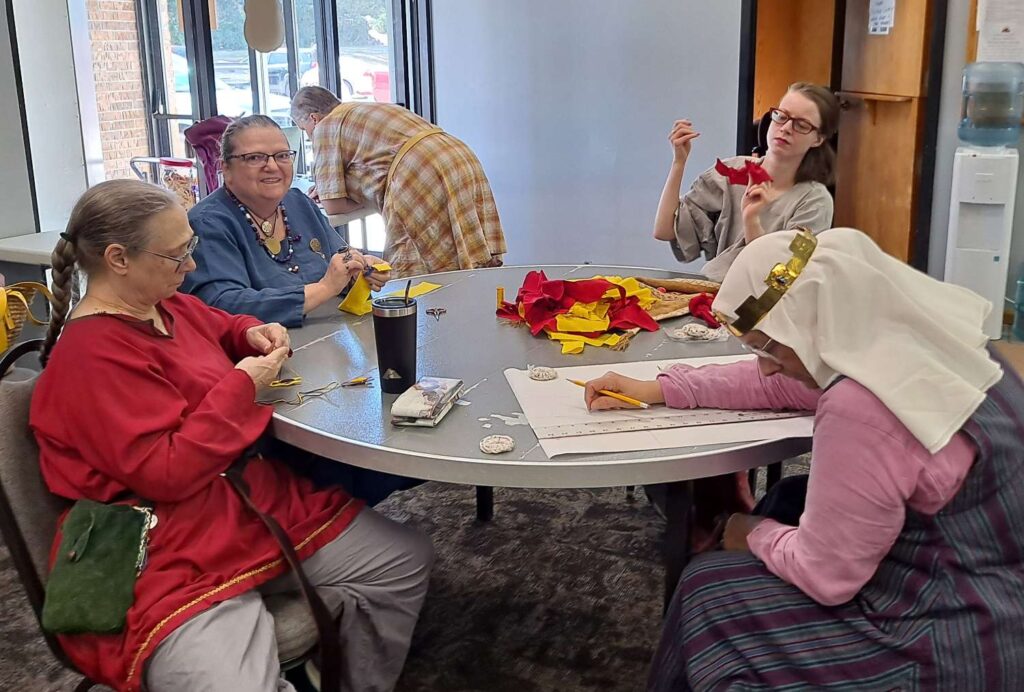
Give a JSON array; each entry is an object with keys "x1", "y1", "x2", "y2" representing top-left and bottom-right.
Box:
[
  {"x1": 943, "y1": 62, "x2": 1023, "y2": 340},
  {"x1": 944, "y1": 147, "x2": 1019, "y2": 339}
]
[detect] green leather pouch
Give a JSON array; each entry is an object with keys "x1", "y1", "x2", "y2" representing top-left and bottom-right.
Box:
[{"x1": 41, "y1": 499, "x2": 151, "y2": 634}]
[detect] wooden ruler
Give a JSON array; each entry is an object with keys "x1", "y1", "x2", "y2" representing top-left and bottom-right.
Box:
[{"x1": 533, "y1": 410, "x2": 810, "y2": 440}]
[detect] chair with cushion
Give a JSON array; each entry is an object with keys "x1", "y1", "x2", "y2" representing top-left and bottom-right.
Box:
[{"x1": 0, "y1": 340, "x2": 319, "y2": 690}]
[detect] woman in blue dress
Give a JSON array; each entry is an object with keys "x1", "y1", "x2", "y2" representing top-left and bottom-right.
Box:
[
  {"x1": 185, "y1": 115, "x2": 415, "y2": 505},
  {"x1": 184, "y1": 114, "x2": 390, "y2": 327}
]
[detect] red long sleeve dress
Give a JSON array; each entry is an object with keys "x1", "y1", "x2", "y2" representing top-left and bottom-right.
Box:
[{"x1": 30, "y1": 293, "x2": 363, "y2": 691}]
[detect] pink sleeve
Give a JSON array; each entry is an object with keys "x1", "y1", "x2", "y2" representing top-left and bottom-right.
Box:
[
  {"x1": 656, "y1": 358, "x2": 821, "y2": 411},
  {"x1": 746, "y1": 411, "x2": 918, "y2": 605}
]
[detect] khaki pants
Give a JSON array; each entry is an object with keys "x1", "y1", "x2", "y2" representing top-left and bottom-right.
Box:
[{"x1": 145, "y1": 508, "x2": 434, "y2": 691}]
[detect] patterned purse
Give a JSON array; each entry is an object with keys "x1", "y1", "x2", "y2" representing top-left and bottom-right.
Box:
[{"x1": 0, "y1": 282, "x2": 55, "y2": 353}]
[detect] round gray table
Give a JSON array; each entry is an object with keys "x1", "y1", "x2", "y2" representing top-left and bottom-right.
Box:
[{"x1": 271, "y1": 265, "x2": 811, "y2": 602}]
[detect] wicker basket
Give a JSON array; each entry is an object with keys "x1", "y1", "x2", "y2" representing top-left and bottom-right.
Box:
[{"x1": 0, "y1": 282, "x2": 54, "y2": 353}]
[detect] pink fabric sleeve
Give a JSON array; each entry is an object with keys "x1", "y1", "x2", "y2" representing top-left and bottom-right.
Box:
[
  {"x1": 746, "y1": 410, "x2": 919, "y2": 606},
  {"x1": 656, "y1": 358, "x2": 821, "y2": 411}
]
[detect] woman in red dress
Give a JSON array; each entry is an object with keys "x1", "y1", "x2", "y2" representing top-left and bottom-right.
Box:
[{"x1": 30, "y1": 179, "x2": 433, "y2": 691}]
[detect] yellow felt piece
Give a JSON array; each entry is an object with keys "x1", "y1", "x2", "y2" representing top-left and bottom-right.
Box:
[
  {"x1": 556, "y1": 314, "x2": 609, "y2": 333},
  {"x1": 338, "y1": 275, "x2": 373, "y2": 315},
  {"x1": 372, "y1": 262, "x2": 391, "y2": 271},
  {"x1": 545, "y1": 329, "x2": 622, "y2": 354},
  {"x1": 385, "y1": 281, "x2": 443, "y2": 299},
  {"x1": 599, "y1": 276, "x2": 658, "y2": 309}
]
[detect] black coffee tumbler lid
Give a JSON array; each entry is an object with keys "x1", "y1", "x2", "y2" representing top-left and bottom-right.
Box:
[{"x1": 372, "y1": 296, "x2": 417, "y2": 318}]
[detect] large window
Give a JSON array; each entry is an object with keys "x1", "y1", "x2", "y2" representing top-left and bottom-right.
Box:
[{"x1": 136, "y1": 0, "x2": 423, "y2": 252}]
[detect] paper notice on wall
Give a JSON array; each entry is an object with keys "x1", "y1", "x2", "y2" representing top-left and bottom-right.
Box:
[
  {"x1": 977, "y1": 0, "x2": 1024, "y2": 62},
  {"x1": 868, "y1": 0, "x2": 896, "y2": 35}
]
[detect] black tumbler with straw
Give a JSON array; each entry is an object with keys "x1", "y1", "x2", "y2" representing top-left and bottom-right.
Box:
[{"x1": 371, "y1": 280, "x2": 417, "y2": 394}]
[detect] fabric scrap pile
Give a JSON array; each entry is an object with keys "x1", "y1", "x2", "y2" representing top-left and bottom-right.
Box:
[{"x1": 496, "y1": 271, "x2": 660, "y2": 354}]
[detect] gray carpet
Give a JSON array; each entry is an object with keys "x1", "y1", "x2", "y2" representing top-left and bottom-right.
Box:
[{"x1": 0, "y1": 464, "x2": 805, "y2": 691}]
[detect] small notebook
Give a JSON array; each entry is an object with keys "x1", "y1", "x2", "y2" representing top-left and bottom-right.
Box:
[{"x1": 391, "y1": 377, "x2": 464, "y2": 427}]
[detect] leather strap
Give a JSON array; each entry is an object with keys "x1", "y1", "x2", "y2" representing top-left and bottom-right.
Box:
[
  {"x1": 386, "y1": 127, "x2": 444, "y2": 193},
  {"x1": 224, "y1": 459, "x2": 342, "y2": 692}
]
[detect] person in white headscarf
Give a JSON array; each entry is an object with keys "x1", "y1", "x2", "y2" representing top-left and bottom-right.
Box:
[{"x1": 583, "y1": 228, "x2": 1024, "y2": 691}]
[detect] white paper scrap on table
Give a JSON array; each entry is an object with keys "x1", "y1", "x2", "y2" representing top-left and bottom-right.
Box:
[{"x1": 505, "y1": 355, "x2": 814, "y2": 458}]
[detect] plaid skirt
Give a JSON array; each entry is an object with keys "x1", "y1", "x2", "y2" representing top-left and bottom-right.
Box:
[{"x1": 382, "y1": 132, "x2": 506, "y2": 278}]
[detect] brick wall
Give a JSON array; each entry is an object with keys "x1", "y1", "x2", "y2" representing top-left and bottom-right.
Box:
[{"x1": 87, "y1": 0, "x2": 150, "y2": 180}]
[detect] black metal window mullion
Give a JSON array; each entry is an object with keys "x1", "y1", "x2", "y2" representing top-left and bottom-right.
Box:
[
  {"x1": 313, "y1": 0, "x2": 340, "y2": 95},
  {"x1": 389, "y1": 0, "x2": 409, "y2": 107},
  {"x1": 282, "y1": 0, "x2": 299, "y2": 98},
  {"x1": 180, "y1": 0, "x2": 218, "y2": 120},
  {"x1": 136, "y1": 0, "x2": 171, "y2": 156},
  {"x1": 408, "y1": 0, "x2": 434, "y2": 122},
  {"x1": 248, "y1": 47, "x2": 261, "y2": 115}
]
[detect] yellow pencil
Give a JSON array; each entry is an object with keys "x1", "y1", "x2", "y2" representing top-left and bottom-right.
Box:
[{"x1": 568, "y1": 379, "x2": 650, "y2": 409}]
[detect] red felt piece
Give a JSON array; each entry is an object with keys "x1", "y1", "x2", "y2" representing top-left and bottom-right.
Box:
[
  {"x1": 714, "y1": 158, "x2": 773, "y2": 186},
  {"x1": 495, "y1": 270, "x2": 659, "y2": 336},
  {"x1": 687, "y1": 292, "x2": 721, "y2": 328}
]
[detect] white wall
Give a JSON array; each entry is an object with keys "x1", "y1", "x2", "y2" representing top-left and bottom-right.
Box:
[
  {"x1": 11, "y1": 0, "x2": 89, "y2": 232},
  {"x1": 431, "y1": 0, "x2": 741, "y2": 269},
  {"x1": 0, "y1": 2, "x2": 38, "y2": 239},
  {"x1": 928, "y1": 0, "x2": 1024, "y2": 304}
]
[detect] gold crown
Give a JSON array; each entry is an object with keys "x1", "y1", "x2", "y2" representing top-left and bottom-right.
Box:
[{"x1": 715, "y1": 227, "x2": 817, "y2": 335}]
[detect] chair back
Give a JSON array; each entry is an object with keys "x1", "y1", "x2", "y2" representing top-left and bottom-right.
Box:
[
  {"x1": 184, "y1": 115, "x2": 232, "y2": 196},
  {"x1": 0, "y1": 339, "x2": 76, "y2": 669}
]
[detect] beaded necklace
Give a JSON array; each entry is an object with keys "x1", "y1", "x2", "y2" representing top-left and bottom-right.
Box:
[{"x1": 227, "y1": 190, "x2": 302, "y2": 272}]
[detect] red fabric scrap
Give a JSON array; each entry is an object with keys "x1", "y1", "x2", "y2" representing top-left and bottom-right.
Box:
[
  {"x1": 714, "y1": 158, "x2": 773, "y2": 186},
  {"x1": 688, "y1": 292, "x2": 721, "y2": 328},
  {"x1": 496, "y1": 270, "x2": 659, "y2": 335}
]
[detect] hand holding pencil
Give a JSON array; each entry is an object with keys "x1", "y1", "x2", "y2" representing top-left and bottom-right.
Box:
[{"x1": 576, "y1": 372, "x2": 666, "y2": 412}]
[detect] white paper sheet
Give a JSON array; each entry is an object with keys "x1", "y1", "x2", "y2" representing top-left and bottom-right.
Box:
[
  {"x1": 977, "y1": 0, "x2": 1024, "y2": 62},
  {"x1": 505, "y1": 355, "x2": 814, "y2": 457},
  {"x1": 868, "y1": 0, "x2": 896, "y2": 35}
]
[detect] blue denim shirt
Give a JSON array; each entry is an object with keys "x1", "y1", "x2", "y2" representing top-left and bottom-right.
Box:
[{"x1": 183, "y1": 187, "x2": 349, "y2": 327}]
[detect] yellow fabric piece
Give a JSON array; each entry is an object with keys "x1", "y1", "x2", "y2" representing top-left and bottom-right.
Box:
[
  {"x1": 338, "y1": 275, "x2": 373, "y2": 315},
  {"x1": 555, "y1": 314, "x2": 609, "y2": 333},
  {"x1": 596, "y1": 276, "x2": 658, "y2": 309},
  {"x1": 385, "y1": 281, "x2": 443, "y2": 299},
  {"x1": 545, "y1": 329, "x2": 622, "y2": 355}
]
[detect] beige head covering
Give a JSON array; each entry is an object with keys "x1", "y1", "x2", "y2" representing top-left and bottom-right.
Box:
[{"x1": 713, "y1": 228, "x2": 1003, "y2": 453}]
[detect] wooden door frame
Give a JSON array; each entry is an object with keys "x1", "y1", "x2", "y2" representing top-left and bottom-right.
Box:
[{"x1": 737, "y1": 0, "x2": 947, "y2": 271}]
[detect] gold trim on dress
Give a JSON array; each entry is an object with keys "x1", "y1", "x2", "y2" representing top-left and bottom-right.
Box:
[{"x1": 124, "y1": 499, "x2": 356, "y2": 688}]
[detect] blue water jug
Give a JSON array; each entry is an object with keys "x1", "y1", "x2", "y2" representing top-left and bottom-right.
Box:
[{"x1": 958, "y1": 62, "x2": 1024, "y2": 147}]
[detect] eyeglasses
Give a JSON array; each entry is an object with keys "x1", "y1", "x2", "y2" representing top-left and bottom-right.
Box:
[
  {"x1": 226, "y1": 150, "x2": 297, "y2": 167},
  {"x1": 141, "y1": 235, "x2": 199, "y2": 272},
  {"x1": 769, "y1": 108, "x2": 819, "y2": 135},
  {"x1": 739, "y1": 337, "x2": 782, "y2": 365}
]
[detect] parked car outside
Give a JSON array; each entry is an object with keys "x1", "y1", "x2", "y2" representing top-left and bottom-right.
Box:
[{"x1": 171, "y1": 54, "x2": 292, "y2": 126}]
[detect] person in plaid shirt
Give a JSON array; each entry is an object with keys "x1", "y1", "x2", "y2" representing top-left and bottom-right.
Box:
[{"x1": 291, "y1": 86, "x2": 506, "y2": 277}]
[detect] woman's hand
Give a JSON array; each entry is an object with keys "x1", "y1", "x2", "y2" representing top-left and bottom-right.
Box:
[
  {"x1": 669, "y1": 119, "x2": 700, "y2": 165},
  {"x1": 584, "y1": 371, "x2": 665, "y2": 411},
  {"x1": 723, "y1": 513, "x2": 765, "y2": 551},
  {"x1": 235, "y1": 346, "x2": 290, "y2": 389},
  {"x1": 321, "y1": 249, "x2": 367, "y2": 293},
  {"x1": 307, "y1": 185, "x2": 321, "y2": 203},
  {"x1": 245, "y1": 323, "x2": 290, "y2": 355},
  {"x1": 362, "y1": 254, "x2": 391, "y2": 291},
  {"x1": 741, "y1": 181, "x2": 778, "y2": 241}
]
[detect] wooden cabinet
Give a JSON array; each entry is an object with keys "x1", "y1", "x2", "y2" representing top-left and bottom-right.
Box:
[
  {"x1": 832, "y1": 0, "x2": 934, "y2": 263},
  {"x1": 833, "y1": 94, "x2": 923, "y2": 259},
  {"x1": 840, "y1": 0, "x2": 931, "y2": 97}
]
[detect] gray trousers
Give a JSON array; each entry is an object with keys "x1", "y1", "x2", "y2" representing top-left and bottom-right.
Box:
[{"x1": 145, "y1": 508, "x2": 434, "y2": 692}]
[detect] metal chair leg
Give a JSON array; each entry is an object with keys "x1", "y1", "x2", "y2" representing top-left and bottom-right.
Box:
[
  {"x1": 766, "y1": 462, "x2": 783, "y2": 491},
  {"x1": 476, "y1": 486, "x2": 494, "y2": 521}
]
